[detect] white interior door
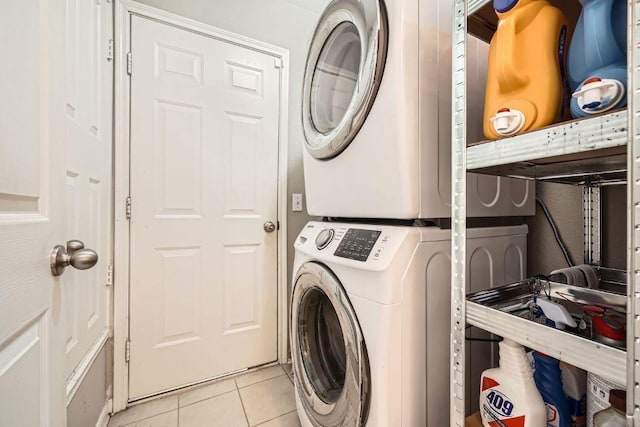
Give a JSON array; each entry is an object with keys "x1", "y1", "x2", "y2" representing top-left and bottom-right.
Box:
[
  {"x1": 129, "y1": 16, "x2": 281, "y2": 399},
  {"x1": 63, "y1": 0, "x2": 113, "y2": 382},
  {"x1": 0, "y1": 1, "x2": 67, "y2": 425}
]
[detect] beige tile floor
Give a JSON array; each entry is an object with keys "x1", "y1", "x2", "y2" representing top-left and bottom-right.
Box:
[{"x1": 108, "y1": 364, "x2": 299, "y2": 427}]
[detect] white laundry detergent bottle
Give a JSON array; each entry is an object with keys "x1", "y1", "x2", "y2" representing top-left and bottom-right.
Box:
[
  {"x1": 560, "y1": 362, "x2": 587, "y2": 427},
  {"x1": 480, "y1": 339, "x2": 547, "y2": 427}
]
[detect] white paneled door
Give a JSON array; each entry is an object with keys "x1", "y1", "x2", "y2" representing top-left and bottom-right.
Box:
[
  {"x1": 129, "y1": 16, "x2": 281, "y2": 399},
  {"x1": 0, "y1": 0, "x2": 111, "y2": 425},
  {"x1": 63, "y1": 0, "x2": 112, "y2": 383}
]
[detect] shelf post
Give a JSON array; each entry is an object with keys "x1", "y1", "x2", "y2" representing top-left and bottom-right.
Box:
[
  {"x1": 451, "y1": 0, "x2": 468, "y2": 424},
  {"x1": 583, "y1": 186, "x2": 601, "y2": 265},
  {"x1": 627, "y1": 0, "x2": 639, "y2": 423}
]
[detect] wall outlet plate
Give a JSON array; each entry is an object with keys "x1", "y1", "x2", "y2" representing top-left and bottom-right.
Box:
[{"x1": 292, "y1": 193, "x2": 303, "y2": 212}]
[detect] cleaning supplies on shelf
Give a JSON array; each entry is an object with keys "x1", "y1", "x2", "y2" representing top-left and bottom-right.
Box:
[
  {"x1": 592, "y1": 389, "x2": 625, "y2": 426},
  {"x1": 533, "y1": 352, "x2": 572, "y2": 427},
  {"x1": 536, "y1": 298, "x2": 577, "y2": 330},
  {"x1": 480, "y1": 339, "x2": 546, "y2": 427},
  {"x1": 586, "y1": 373, "x2": 625, "y2": 427},
  {"x1": 592, "y1": 310, "x2": 625, "y2": 347},
  {"x1": 483, "y1": 0, "x2": 570, "y2": 139},
  {"x1": 567, "y1": 0, "x2": 627, "y2": 118},
  {"x1": 582, "y1": 306, "x2": 626, "y2": 348},
  {"x1": 560, "y1": 362, "x2": 587, "y2": 427},
  {"x1": 532, "y1": 298, "x2": 574, "y2": 427}
]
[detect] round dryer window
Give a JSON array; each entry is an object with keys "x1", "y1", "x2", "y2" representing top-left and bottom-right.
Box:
[
  {"x1": 291, "y1": 262, "x2": 371, "y2": 426},
  {"x1": 302, "y1": 0, "x2": 388, "y2": 160}
]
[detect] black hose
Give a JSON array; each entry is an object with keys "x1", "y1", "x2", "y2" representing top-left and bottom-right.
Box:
[{"x1": 536, "y1": 197, "x2": 575, "y2": 267}]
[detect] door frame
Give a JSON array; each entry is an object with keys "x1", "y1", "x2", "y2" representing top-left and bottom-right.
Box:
[{"x1": 112, "y1": 0, "x2": 290, "y2": 411}]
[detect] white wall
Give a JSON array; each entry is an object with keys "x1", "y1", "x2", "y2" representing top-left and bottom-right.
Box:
[{"x1": 134, "y1": 0, "x2": 328, "y2": 287}]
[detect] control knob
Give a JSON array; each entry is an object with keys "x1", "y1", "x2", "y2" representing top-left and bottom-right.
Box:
[{"x1": 315, "y1": 228, "x2": 335, "y2": 250}]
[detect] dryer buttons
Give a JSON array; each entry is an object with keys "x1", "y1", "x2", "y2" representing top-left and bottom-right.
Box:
[{"x1": 315, "y1": 228, "x2": 335, "y2": 250}]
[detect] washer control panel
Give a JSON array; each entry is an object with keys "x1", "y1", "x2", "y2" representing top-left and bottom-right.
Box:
[
  {"x1": 315, "y1": 228, "x2": 335, "y2": 250},
  {"x1": 295, "y1": 222, "x2": 406, "y2": 266},
  {"x1": 334, "y1": 228, "x2": 381, "y2": 261}
]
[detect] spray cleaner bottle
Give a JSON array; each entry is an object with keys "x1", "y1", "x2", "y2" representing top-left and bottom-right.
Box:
[
  {"x1": 480, "y1": 338, "x2": 546, "y2": 426},
  {"x1": 533, "y1": 298, "x2": 576, "y2": 427}
]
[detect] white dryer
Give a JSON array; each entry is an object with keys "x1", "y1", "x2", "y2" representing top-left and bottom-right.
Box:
[
  {"x1": 291, "y1": 221, "x2": 528, "y2": 426},
  {"x1": 301, "y1": 0, "x2": 534, "y2": 219}
]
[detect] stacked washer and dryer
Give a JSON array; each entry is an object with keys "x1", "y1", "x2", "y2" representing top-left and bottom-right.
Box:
[{"x1": 291, "y1": 0, "x2": 534, "y2": 426}]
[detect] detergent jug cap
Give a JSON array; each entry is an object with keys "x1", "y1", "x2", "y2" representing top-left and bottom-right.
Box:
[
  {"x1": 497, "y1": 108, "x2": 511, "y2": 113},
  {"x1": 584, "y1": 77, "x2": 602, "y2": 85},
  {"x1": 494, "y1": 0, "x2": 519, "y2": 13}
]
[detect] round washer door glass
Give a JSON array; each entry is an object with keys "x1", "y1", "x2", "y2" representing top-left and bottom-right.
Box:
[
  {"x1": 302, "y1": 0, "x2": 388, "y2": 160},
  {"x1": 298, "y1": 287, "x2": 347, "y2": 403},
  {"x1": 291, "y1": 262, "x2": 370, "y2": 426}
]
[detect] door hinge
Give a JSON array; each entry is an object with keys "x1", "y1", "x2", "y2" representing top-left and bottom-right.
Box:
[
  {"x1": 126, "y1": 196, "x2": 131, "y2": 219},
  {"x1": 126, "y1": 52, "x2": 132, "y2": 75},
  {"x1": 274, "y1": 57, "x2": 283, "y2": 69},
  {"x1": 106, "y1": 265, "x2": 113, "y2": 286},
  {"x1": 125, "y1": 340, "x2": 131, "y2": 362},
  {"x1": 107, "y1": 39, "x2": 114, "y2": 61}
]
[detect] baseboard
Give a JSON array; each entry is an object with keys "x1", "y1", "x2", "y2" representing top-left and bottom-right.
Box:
[{"x1": 96, "y1": 399, "x2": 112, "y2": 427}]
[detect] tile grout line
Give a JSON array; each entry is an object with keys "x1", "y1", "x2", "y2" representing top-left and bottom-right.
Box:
[
  {"x1": 252, "y1": 409, "x2": 299, "y2": 427},
  {"x1": 120, "y1": 366, "x2": 286, "y2": 426},
  {"x1": 113, "y1": 406, "x2": 178, "y2": 427},
  {"x1": 177, "y1": 381, "x2": 237, "y2": 409},
  {"x1": 237, "y1": 371, "x2": 286, "y2": 390},
  {"x1": 179, "y1": 388, "x2": 239, "y2": 410},
  {"x1": 236, "y1": 378, "x2": 252, "y2": 427}
]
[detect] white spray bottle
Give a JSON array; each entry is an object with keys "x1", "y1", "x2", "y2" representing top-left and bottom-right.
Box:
[{"x1": 480, "y1": 339, "x2": 547, "y2": 427}]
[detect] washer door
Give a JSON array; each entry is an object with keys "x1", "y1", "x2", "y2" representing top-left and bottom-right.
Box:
[
  {"x1": 291, "y1": 262, "x2": 370, "y2": 426},
  {"x1": 302, "y1": 0, "x2": 388, "y2": 160}
]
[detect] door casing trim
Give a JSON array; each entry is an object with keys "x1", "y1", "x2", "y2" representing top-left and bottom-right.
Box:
[{"x1": 113, "y1": 0, "x2": 290, "y2": 412}]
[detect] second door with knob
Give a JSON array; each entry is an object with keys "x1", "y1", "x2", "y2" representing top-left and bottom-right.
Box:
[{"x1": 127, "y1": 16, "x2": 281, "y2": 399}]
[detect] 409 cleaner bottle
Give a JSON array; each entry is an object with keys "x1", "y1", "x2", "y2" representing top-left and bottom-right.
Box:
[{"x1": 480, "y1": 339, "x2": 546, "y2": 427}]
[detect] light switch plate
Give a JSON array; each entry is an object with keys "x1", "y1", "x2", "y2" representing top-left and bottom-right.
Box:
[{"x1": 292, "y1": 193, "x2": 303, "y2": 212}]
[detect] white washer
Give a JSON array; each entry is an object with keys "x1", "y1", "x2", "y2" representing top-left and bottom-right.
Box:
[
  {"x1": 291, "y1": 221, "x2": 528, "y2": 426},
  {"x1": 301, "y1": 0, "x2": 534, "y2": 219}
]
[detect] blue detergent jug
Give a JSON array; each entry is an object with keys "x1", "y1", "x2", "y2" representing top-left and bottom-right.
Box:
[
  {"x1": 533, "y1": 352, "x2": 572, "y2": 427},
  {"x1": 567, "y1": 0, "x2": 627, "y2": 118}
]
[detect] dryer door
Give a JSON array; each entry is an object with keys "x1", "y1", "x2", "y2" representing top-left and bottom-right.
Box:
[
  {"x1": 302, "y1": 0, "x2": 388, "y2": 160},
  {"x1": 291, "y1": 262, "x2": 370, "y2": 426}
]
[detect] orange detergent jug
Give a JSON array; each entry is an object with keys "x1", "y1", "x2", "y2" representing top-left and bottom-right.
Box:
[{"x1": 483, "y1": 0, "x2": 571, "y2": 139}]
